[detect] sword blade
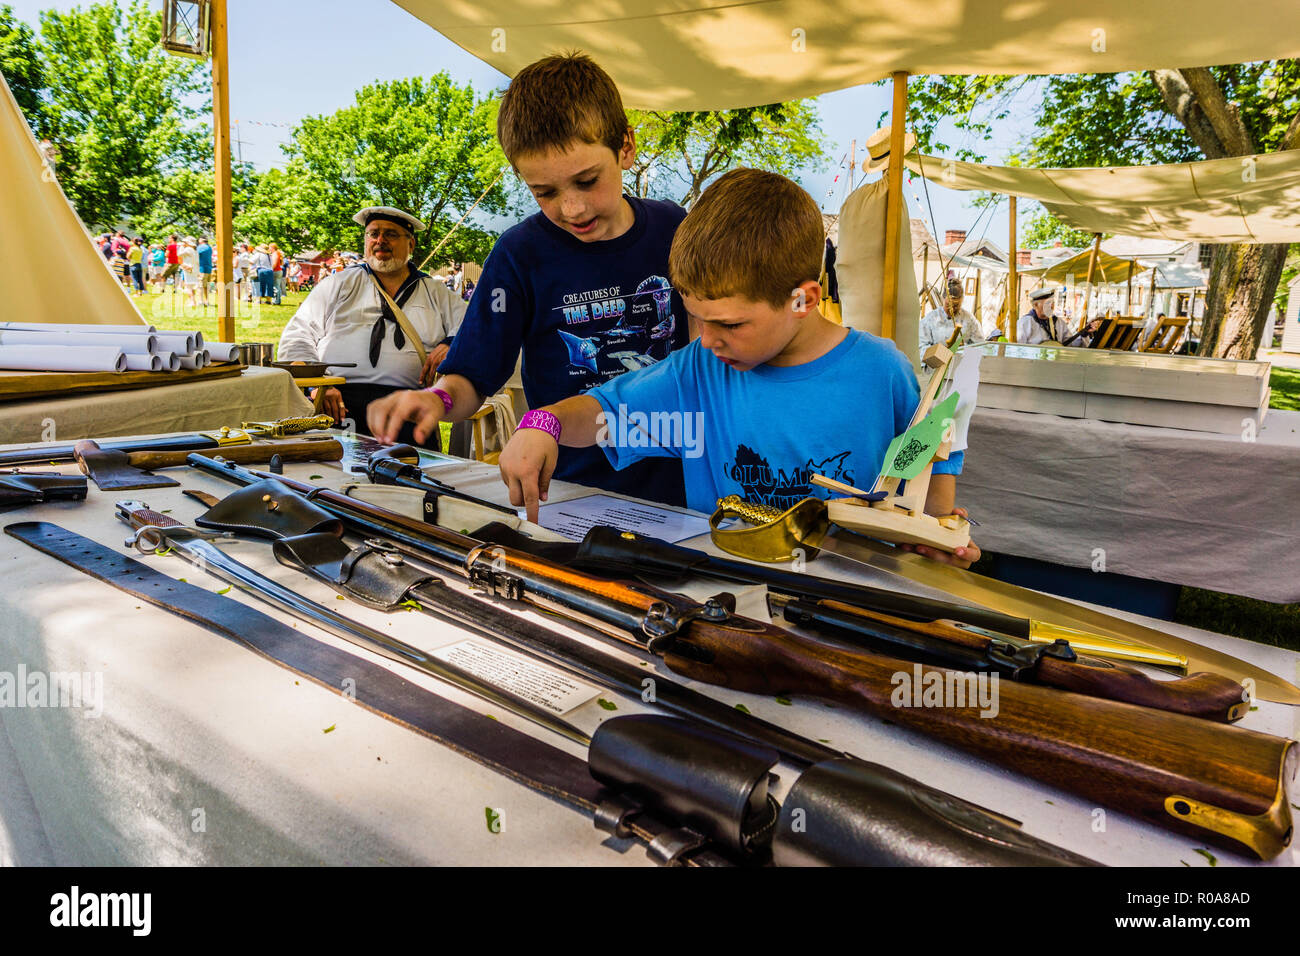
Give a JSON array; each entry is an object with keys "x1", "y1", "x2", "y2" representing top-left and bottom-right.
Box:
[
  {"x1": 812, "y1": 528, "x2": 1300, "y2": 706},
  {"x1": 147, "y1": 533, "x2": 592, "y2": 746}
]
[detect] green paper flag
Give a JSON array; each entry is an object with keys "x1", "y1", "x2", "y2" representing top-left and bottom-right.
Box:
[{"x1": 879, "y1": 392, "x2": 960, "y2": 480}]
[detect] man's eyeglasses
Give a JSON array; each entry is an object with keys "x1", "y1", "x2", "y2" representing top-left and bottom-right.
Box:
[{"x1": 365, "y1": 229, "x2": 409, "y2": 242}]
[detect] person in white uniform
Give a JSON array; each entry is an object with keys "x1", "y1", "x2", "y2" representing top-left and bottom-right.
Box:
[
  {"x1": 918, "y1": 277, "x2": 984, "y2": 358},
  {"x1": 278, "y1": 205, "x2": 467, "y2": 447},
  {"x1": 1016, "y1": 287, "x2": 1099, "y2": 346}
]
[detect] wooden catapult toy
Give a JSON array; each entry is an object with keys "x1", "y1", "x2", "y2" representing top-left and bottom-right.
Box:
[{"x1": 810, "y1": 342, "x2": 972, "y2": 554}]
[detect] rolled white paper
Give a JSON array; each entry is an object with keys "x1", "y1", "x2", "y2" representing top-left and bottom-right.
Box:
[
  {"x1": 0, "y1": 330, "x2": 157, "y2": 353},
  {"x1": 177, "y1": 350, "x2": 209, "y2": 370},
  {"x1": 151, "y1": 332, "x2": 196, "y2": 355},
  {"x1": 0, "y1": 345, "x2": 126, "y2": 373},
  {"x1": 205, "y1": 341, "x2": 240, "y2": 362},
  {"x1": 0, "y1": 322, "x2": 155, "y2": 333},
  {"x1": 155, "y1": 351, "x2": 180, "y2": 371},
  {"x1": 123, "y1": 353, "x2": 164, "y2": 372}
]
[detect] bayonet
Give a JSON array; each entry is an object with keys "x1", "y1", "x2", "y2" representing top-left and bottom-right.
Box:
[{"x1": 114, "y1": 499, "x2": 590, "y2": 747}]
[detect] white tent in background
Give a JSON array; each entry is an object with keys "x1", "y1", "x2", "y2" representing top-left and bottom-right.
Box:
[
  {"x1": 905, "y1": 151, "x2": 1300, "y2": 244},
  {"x1": 0, "y1": 72, "x2": 146, "y2": 326}
]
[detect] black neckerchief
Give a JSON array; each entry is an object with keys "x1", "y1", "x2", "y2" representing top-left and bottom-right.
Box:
[
  {"x1": 360, "y1": 261, "x2": 428, "y2": 366},
  {"x1": 1030, "y1": 308, "x2": 1058, "y2": 341}
]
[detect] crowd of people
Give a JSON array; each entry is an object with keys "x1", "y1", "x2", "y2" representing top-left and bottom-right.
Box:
[{"x1": 94, "y1": 231, "x2": 475, "y2": 309}]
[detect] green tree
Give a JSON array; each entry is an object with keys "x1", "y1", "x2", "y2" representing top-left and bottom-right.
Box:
[
  {"x1": 1019, "y1": 215, "x2": 1096, "y2": 251},
  {"x1": 36, "y1": 0, "x2": 209, "y2": 229},
  {"x1": 133, "y1": 162, "x2": 258, "y2": 239},
  {"x1": 0, "y1": 4, "x2": 43, "y2": 121},
  {"x1": 627, "y1": 102, "x2": 829, "y2": 206},
  {"x1": 239, "y1": 74, "x2": 508, "y2": 257},
  {"x1": 894, "y1": 64, "x2": 1300, "y2": 359}
]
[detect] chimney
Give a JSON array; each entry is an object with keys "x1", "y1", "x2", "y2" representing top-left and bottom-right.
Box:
[
  {"x1": 944, "y1": 229, "x2": 967, "y2": 247},
  {"x1": 1017, "y1": 250, "x2": 1033, "y2": 267}
]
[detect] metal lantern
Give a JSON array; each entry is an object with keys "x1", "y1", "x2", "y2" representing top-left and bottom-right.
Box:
[{"x1": 161, "y1": 0, "x2": 211, "y2": 59}]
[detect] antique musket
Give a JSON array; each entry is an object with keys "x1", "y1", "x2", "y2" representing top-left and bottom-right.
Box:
[
  {"x1": 187, "y1": 455, "x2": 1297, "y2": 859},
  {"x1": 711, "y1": 495, "x2": 1300, "y2": 706},
  {"x1": 0, "y1": 414, "x2": 336, "y2": 468},
  {"x1": 463, "y1": 522, "x2": 1247, "y2": 722}
]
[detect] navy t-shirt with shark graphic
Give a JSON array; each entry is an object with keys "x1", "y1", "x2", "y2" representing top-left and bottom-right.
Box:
[
  {"x1": 589, "y1": 330, "x2": 964, "y2": 514},
  {"x1": 439, "y1": 195, "x2": 689, "y2": 505}
]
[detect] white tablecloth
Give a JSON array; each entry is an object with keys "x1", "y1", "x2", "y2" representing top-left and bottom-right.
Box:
[
  {"x1": 0, "y1": 445, "x2": 1296, "y2": 867},
  {"x1": 961, "y1": 407, "x2": 1300, "y2": 602},
  {"x1": 0, "y1": 365, "x2": 313, "y2": 446}
]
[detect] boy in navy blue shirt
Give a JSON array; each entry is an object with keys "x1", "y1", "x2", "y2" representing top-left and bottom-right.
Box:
[
  {"x1": 369, "y1": 53, "x2": 689, "y2": 505},
  {"x1": 496, "y1": 168, "x2": 981, "y2": 568}
]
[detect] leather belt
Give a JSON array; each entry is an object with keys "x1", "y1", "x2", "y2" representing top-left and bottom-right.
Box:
[{"x1": 4, "y1": 520, "x2": 734, "y2": 867}]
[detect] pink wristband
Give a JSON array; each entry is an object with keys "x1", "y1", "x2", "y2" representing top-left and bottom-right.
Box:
[
  {"x1": 424, "y1": 387, "x2": 453, "y2": 413},
  {"x1": 518, "y1": 409, "x2": 562, "y2": 442}
]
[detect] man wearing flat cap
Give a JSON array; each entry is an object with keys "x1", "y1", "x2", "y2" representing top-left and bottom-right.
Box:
[
  {"x1": 1016, "y1": 287, "x2": 1098, "y2": 347},
  {"x1": 919, "y1": 276, "x2": 984, "y2": 359},
  {"x1": 278, "y1": 206, "x2": 466, "y2": 446}
]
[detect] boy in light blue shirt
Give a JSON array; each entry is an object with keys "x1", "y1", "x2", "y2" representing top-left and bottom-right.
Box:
[{"x1": 498, "y1": 168, "x2": 979, "y2": 567}]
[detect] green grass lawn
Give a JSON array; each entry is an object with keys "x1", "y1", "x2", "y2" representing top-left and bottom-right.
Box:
[
  {"x1": 129, "y1": 287, "x2": 307, "y2": 349},
  {"x1": 1269, "y1": 366, "x2": 1300, "y2": 411},
  {"x1": 135, "y1": 290, "x2": 1299, "y2": 649}
]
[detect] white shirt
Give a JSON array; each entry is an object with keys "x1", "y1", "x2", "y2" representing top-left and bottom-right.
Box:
[
  {"x1": 278, "y1": 264, "x2": 467, "y2": 387},
  {"x1": 918, "y1": 306, "x2": 984, "y2": 358},
  {"x1": 1016, "y1": 310, "x2": 1091, "y2": 347}
]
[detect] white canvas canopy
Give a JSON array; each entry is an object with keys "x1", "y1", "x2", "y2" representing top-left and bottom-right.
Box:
[
  {"x1": 906, "y1": 151, "x2": 1300, "y2": 244},
  {"x1": 0, "y1": 72, "x2": 145, "y2": 326},
  {"x1": 393, "y1": 0, "x2": 1300, "y2": 110}
]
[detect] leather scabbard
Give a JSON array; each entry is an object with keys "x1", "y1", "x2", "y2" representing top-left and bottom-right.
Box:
[
  {"x1": 773, "y1": 759, "x2": 1101, "y2": 867},
  {"x1": 0, "y1": 472, "x2": 88, "y2": 510},
  {"x1": 4, "y1": 520, "x2": 734, "y2": 867}
]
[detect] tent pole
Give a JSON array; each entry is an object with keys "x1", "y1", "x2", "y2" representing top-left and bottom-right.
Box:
[
  {"x1": 1079, "y1": 232, "x2": 1101, "y2": 335},
  {"x1": 1006, "y1": 195, "x2": 1017, "y2": 342},
  {"x1": 881, "y1": 72, "x2": 908, "y2": 342},
  {"x1": 211, "y1": 0, "x2": 234, "y2": 344},
  {"x1": 920, "y1": 243, "x2": 929, "y2": 309},
  {"x1": 1125, "y1": 258, "x2": 1135, "y2": 314},
  {"x1": 974, "y1": 270, "x2": 981, "y2": 328}
]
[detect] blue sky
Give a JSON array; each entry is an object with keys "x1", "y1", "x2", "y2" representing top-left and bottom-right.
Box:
[{"x1": 8, "y1": 0, "x2": 1033, "y2": 244}]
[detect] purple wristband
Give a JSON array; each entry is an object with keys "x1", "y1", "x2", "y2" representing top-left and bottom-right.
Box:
[
  {"x1": 423, "y1": 387, "x2": 453, "y2": 413},
  {"x1": 518, "y1": 409, "x2": 562, "y2": 442}
]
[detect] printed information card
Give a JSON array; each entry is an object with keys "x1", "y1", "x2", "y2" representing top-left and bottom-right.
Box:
[
  {"x1": 430, "y1": 639, "x2": 602, "y2": 715},
  {"x1": 537, "y1": 493, "x2": 712, "y2": 543}
]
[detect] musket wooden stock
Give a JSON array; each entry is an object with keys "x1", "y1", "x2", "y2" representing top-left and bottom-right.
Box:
[
  {"x1": 657, "y1": 614, "x2": 1295, "y2": 860},
  {"x1": 820, "y1": 602, "x2": 1250, "y2": 723},
  {"x1": 128, "y1": 439, "x2": 343, "y2": 471}
]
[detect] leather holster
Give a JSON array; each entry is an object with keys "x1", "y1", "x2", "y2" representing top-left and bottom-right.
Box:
[
  {"x1": 196, "y1": 479, "x2": 341, "y2": 539},
  {"x1": 589, "y1": 714, "x2": 780, "y2": 862},
  {"x1": 273, "y1": 532, "x2": 436, "y2": 610}
]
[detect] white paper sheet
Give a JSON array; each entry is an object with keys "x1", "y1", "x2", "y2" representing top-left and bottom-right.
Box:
[
  {"x1": 937, "y1": 348, "x2": 982, "y2": 454},
  {"x1": 0, "y1": 330, "x2": 157, "y2": 354},
  {"x1": 537, "y1": 493, "x2": 712, "y2": 543},
  {"x1": 122, "y1": 353, "x2": 162, "y2": 371},
  {"x1": 205, "y1": 342, "x2": 240, "y2": 362},
  {"x1": 429, "y1": 640, "x2": 602, "y2": 715},
  {"x1": 176, "y1": 350, "x2": 208, "y2": 370},
  {"x1": 0, "y1": 322, "x2": 153, "y2": 333},
  {"x1": 0, "y1": 345, "x2": 125, "y2": 372}
]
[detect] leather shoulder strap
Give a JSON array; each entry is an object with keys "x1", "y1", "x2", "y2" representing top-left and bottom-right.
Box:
[{"x1": 370, "y1": 273, "x2": 429, "y2": 366}]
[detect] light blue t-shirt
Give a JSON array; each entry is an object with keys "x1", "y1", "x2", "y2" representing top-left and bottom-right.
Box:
[{"x1": 589, "y1": 329, "x2": 964, "y2": 515}]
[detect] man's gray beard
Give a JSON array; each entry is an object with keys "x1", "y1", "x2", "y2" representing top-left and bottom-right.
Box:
[{"x1": 367, "y1": 254, "x2": 409, "y2": 274}]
